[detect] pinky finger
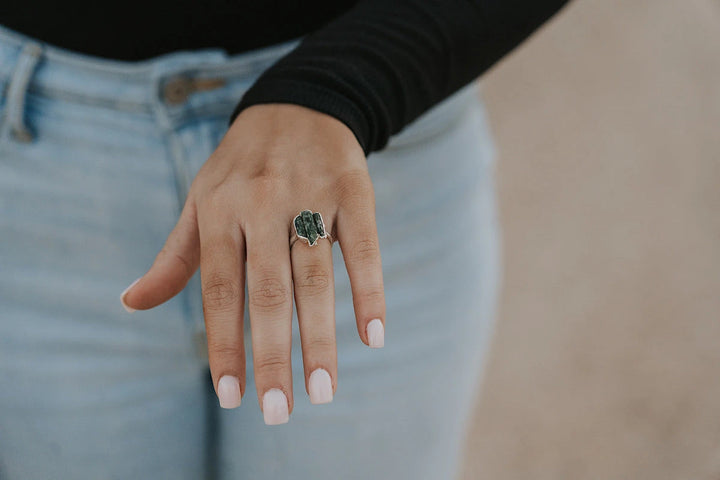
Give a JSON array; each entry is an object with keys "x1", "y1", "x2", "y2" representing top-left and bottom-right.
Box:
[{"x1": 335, "y1": 202, "x2": 386, "y2": 348}]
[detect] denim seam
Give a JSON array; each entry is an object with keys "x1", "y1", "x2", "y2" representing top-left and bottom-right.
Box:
[
  {"x1": 149, "y1": 85, "x2": 209, "y2": 361},
  {"x1": 1, "y1": 41, "x2": 43, "y2": 143}
]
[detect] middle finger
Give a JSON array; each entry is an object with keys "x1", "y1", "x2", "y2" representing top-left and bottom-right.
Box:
[{"x1": 246, "y1": 218, "x2": 294, "y2": 425}]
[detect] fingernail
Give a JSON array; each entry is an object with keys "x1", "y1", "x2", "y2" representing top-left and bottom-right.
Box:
[
  {"x1": 218, "y1": 375, "x2": 242, "y2": 409},
  {"x1": 120, "y1": 277, "x2": 141, "y2": 313},
  {"x1": 308, "y1": 368, "x2": 333, "y2": 404},
  {"x1": 366, "y1": 318, "x2": 384, "y2": 348},
  {"x1": 262, "y1": 388, "x2": 289, "y2": 425}
]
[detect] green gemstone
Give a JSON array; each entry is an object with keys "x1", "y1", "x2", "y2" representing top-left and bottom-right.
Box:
[
  {"x1": 301, "y1": 210, "x2": 318, "y2": 245},
  {"x1": 294, "y1": 215, "x2": 307, "y2": 238},
  {"x1": 313, "y1": 212, "x2": 325, "y2": 237},
  {"x1": 294, "y1": 210, "x2": 328, "y2": 246}
]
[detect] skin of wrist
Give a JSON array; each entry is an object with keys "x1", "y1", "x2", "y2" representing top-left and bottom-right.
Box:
[{"x1": 228, "y1": 103, "x2": 364, "y2": 162}]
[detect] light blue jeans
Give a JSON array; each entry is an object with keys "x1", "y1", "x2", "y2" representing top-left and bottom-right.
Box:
[{"x1": 0, "y1": 24, "x2": 501, "y2": 480}]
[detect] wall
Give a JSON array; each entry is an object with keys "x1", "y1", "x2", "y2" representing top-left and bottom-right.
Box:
[{"x1": 463, "y1": 0, "x2": 720, "y2": 477}]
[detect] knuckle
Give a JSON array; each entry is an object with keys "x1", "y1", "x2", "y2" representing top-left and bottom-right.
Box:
[
  {"x1": 249, "y1": 277, "x2": 290, "y2": 310},
  {"x1": 360, "y1": 287, "x2": 385, "y2": 304},
  {"x1": 251, "y1": 174, "x2": 282, "y2": 192},
  {"x1": 255, "y1": 351, "x2": 289, "y2": 373},
  {"x1": 202, "y1": 274, "x2": 241, "y2": 311},
  {"x1": 306, "y1": 335, "x2": 336, "y2": 351},
  {"x1": 296, "y1": 264, "x2": 331, "y2": 296},
  {"x1": 348, "y1": 238, "x2": 381, "y2": 264},
  {"x1": 248, "y1": 161, "x2": 286, "y2": 182},
  {"x1": 207, "y1": 340, "x2": 244, "y2": 359}
]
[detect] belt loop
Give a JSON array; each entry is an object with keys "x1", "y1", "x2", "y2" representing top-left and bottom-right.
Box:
[{"x1": 2, "y1": 41, "x2": 43, "y2": 143}]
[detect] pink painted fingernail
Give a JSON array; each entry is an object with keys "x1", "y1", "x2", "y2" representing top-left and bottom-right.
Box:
[
  {"x1": 218, "y1": 375, "x2": 242, "y2": 409},
  {"x1": 366, "y1": 318, "x2": 384, "y2": 348},
  {"x1": 308, "y1": 368, "x2": 333, "y2": 404},
  {"x1": 262, "y1": 388, "x2": 289, "y2": 425},
  {"x1": 120, "y1": 277, "x2": 141, "y2": 313}
]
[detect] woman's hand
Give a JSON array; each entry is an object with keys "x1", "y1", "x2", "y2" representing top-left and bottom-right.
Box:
[{"x1": 120, "y1": 104, "x2": 386, "y2": 424}]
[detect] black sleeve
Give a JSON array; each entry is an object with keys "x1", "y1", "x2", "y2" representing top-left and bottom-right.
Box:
[{"x1": 228, "y1": 0, "x2": 571, "y2": 155}]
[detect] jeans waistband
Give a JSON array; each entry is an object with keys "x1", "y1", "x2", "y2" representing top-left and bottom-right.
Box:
[
  {"x1": 0, "y1": 23, "x2": 480, "y2": 149},
  {"x1": 0, "y1": 24, "x2": 301, "y2": 104},
  {"x1": 0, "y1": 24, "x2": 301, "y2": 140}
]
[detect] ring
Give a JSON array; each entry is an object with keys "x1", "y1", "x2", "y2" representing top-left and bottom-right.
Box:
[{"x1": 290, "y1": 209, "x2": 332, "y2": 248}]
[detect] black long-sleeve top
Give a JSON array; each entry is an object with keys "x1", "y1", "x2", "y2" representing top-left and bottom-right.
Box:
[{"x1": 1, "y1": 0, "x2": 570, "y2": 154}]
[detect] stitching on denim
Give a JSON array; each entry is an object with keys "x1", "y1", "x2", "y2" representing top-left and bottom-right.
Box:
[{"x1": 4, "y1": 41, "x2": 43, "y2": 142}]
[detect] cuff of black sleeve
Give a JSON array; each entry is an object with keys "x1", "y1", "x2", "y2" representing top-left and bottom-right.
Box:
[{"x1": 228, "y1": 78, "x2": 373, "y2": 156}]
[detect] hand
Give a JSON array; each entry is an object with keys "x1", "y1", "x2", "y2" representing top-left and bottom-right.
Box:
[{"x1": 120, "y1": 104, "x2": 386, "y2": 424}]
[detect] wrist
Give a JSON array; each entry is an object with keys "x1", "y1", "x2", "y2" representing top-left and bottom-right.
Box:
[{"x1": 231, "y1": 103, "x2": 365, "y2": 159}]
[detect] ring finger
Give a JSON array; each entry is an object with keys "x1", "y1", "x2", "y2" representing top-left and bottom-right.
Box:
[{"x1": 290, "y1": 209, "x2": 337, "y2": 405}]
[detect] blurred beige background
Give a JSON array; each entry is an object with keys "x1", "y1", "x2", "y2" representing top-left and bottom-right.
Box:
[{"x1": 462, "y1": 0, "x2": 720, "y2": 478}]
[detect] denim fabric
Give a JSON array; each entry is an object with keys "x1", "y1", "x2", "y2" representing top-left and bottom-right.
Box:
[{"x1": 0, "y1": 23, "x2": 501, "y2": 480}]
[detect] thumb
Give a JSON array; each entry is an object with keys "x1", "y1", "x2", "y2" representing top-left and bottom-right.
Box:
[{"x1": 120, "y1": 200, "x2": 200, "y2": 312}]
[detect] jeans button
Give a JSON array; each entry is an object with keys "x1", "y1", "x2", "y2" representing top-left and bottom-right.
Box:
[{"x1": 163, "y1": 76, "x2": 193, "y2": 105}]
